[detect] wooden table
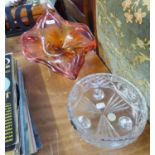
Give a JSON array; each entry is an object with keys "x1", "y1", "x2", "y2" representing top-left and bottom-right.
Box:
[{"x1": 6, "y1": 37, "x2": 150, "y2": 155}]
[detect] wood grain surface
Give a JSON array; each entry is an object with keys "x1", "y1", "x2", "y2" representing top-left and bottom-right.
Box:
[{"x1": 6, "y1": 36, "x2": 150, "y2": 155}]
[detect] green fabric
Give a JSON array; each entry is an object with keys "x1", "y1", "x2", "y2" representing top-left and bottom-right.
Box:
[{"x1": 96, "y1": 0, "x2": 150, "y2": 106}]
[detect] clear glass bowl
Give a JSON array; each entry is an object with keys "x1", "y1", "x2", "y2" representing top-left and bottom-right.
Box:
[{"x1": 67, "y1": 73, "x2": 148, "y2": 149}]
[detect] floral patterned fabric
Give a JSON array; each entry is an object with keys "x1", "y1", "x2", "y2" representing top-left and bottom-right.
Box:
[{"x1": 96, "y1": 0, "x2": 150, "y2": 107}]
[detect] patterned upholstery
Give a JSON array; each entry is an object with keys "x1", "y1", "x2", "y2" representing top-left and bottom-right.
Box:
[{"x1": 96, "y1": 0, "x2": 150, "y2": 107}]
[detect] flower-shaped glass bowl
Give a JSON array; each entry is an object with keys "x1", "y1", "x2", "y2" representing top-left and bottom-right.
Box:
[
  {"x1": 21, "y1": 8, "x2": 96, "y2": 79},
  {"x1": 67, "y1": 73, "x2": 148, "y2": 149}
]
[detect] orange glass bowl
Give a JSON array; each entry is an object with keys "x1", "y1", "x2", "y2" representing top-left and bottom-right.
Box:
[{"x1": 21, "y1": 9, "x2": 96, "y2": 79}]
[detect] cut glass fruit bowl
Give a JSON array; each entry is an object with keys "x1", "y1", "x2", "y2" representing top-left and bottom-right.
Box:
[{"x1": 67, "y1": 73, "x2": 148, "y2": 149}]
